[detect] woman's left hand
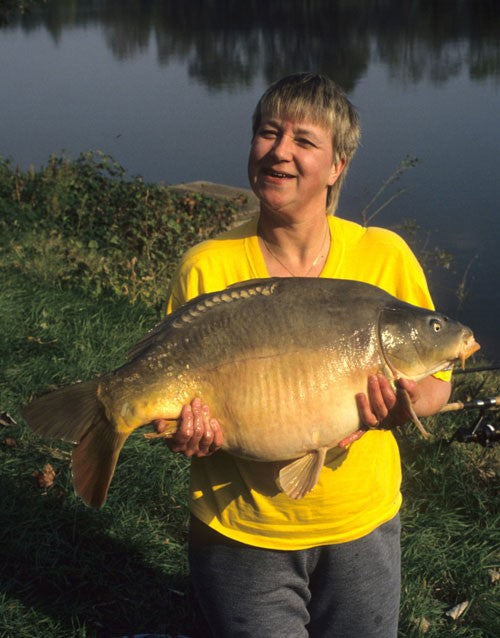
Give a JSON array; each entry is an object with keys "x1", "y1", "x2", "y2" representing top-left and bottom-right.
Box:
[
  {"x1": 356, "y1": 374, "x2": 420, "y2": 430},
  {"x1": 356, "y1": 373, "x2": 451, "y2": 431}
]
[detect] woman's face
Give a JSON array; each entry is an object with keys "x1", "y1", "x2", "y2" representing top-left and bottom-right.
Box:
[{"x1": 248, "y1": 113, "x2": 344, "y2": 217}]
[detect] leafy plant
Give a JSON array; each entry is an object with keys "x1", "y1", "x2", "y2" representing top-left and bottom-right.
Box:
[{"x1": 0, "y1": 151, "x2": 236, "y2": 308}]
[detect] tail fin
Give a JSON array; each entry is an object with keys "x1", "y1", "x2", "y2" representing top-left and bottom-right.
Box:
[
  {"x1": 22, "y1": 381, "x2": 127, "y2": 508},
  {"x1": 71, "y1": 409, "x2": 127, "y2": 507},
  {"x1": 23, "y1": 380, "x2": 101, "y2": 443}
]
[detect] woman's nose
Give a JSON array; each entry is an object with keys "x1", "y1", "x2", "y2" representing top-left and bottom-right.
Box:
[{"x1": 271, "y1": 134, "x2": 293, "y2": 159}]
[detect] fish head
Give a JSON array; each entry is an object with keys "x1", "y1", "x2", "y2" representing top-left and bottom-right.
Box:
[{"x1": 378, "y1": 302, "x2": 480, "y2": 380}]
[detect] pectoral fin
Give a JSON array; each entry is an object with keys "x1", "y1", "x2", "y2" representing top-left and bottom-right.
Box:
[
  {"x1": 144, "y1": 419, "x2": 178, "y2": 439},
  {"x1": 276, "y1": 447, "x2": 328, "y2": 499}
]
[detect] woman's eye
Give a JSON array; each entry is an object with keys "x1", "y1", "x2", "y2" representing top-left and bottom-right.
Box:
[
  {"x1": 296, "y1": 137, "x2": 315, "y2": 147},
  {"x1": 259, "y1": 129, "x2": 277, "y2": 138}
]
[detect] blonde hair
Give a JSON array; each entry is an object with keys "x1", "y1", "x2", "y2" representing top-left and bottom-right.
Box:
[{"x1": 252, "y1": 73, "x2": 361, "y2": 213}]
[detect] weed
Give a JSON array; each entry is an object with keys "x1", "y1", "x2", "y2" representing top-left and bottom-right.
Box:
[
  {"x1": 0, "y1": 151, "x2": 235, "y2": 309},
  {"x1": 360, "y1": 156, "x2": 419, "y2": 226}
]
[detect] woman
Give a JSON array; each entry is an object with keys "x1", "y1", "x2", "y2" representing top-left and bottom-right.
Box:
[{"x1": 157, "y1": 73, "x2": 451, "y2": 637}]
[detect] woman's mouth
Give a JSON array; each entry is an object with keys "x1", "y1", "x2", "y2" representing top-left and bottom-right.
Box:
[{"x1": 263, "y1": 168, "x2": 295, "y2": 179}]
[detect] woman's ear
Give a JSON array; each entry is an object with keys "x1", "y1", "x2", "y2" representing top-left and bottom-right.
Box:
[{"x1": 328, "y1": 158, "x2": 346, "y2": 186}]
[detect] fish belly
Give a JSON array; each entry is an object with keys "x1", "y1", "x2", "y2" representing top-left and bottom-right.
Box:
[{"x1": 200, "y1": 348, "x2": 382, "y2": 461}]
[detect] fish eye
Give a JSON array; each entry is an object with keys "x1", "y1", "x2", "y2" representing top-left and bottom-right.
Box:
[{"x1": 430, "y1": 318, "x2": 442, "y2": 332}]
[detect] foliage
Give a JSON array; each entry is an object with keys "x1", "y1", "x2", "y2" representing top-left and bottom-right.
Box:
[
  {"x1": 0, "y1": 152, "x2": 498, "y2": 636},
  {"x1": 0, "y1": 152, "x2": 235, "y2": 310}
]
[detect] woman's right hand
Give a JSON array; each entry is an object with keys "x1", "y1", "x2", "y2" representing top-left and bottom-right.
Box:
[{"x1": 154, "y1": 397, "x2": 223, "y2": 458}]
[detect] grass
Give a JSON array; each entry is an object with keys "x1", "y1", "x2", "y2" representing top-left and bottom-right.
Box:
[
  {"x1": 398, "y1": 415, "x2": 499, "y2": 637},
  {"x1": 0, "y1": 289, "x2": 192, "y2": 636},
  {"x1": 0, "y1": 153, "x2": 498, "y2": 637}
]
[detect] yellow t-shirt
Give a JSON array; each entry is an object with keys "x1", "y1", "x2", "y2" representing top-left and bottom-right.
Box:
[{"x1": 166, "y1": 214, "x2": 445, "y2": 550}]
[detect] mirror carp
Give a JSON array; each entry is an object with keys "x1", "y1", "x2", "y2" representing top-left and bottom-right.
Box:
[{"x1": 23, "y1": 278, "x2": 480, "y2": 507}]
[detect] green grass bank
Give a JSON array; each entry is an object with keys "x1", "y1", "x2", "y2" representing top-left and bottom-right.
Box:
[{"x1": 0, "y1": 153, "x2": 498, "y2": 637}]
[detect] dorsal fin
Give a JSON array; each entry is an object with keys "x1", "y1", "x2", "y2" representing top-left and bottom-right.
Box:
[{"x1": 227, "y1": 277, "x2": 282, "y2": 290}]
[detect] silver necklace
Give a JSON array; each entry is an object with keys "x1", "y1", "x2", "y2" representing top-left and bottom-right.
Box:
[{"x1": 262, "y1": 224, "x2": 330, "y2": 277}]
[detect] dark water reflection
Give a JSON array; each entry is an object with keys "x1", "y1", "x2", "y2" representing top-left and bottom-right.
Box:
[
  {"x1": 1, "y1": 0, "x2": 499, "y2": 357},
  {"x1": 7, "y1": 0, "x2": 499, "y2": 88}
]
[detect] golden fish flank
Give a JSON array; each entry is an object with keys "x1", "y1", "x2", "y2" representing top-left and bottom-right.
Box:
[{"x1": 23, "y1": 278, "x2": 480, "y2": 507}]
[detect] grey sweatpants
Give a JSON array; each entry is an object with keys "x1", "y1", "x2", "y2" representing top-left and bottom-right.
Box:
[{"x1": 188, "y1": 513, "x2": 401, "y2": 637}]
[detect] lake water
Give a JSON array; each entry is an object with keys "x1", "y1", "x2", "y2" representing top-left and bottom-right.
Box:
[{"x1": 1, "y1": 0, "x2": 499, "y2": 360}]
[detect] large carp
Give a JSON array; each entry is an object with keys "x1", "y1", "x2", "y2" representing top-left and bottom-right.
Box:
[{"x1": 23, "y1": 278, "x2": 479, "y2": 507}]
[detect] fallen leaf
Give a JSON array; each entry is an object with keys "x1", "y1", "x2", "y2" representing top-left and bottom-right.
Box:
[
  {"x1": 2, "y1": 437, "x2": 18, "y2": 447},
  {"x1": 478, "y1": 468, "x2": 496, "y2": 480},
  {"x1": 42, "y1": 445, "x2": 71, "y2": 461},
  {"x1": 418, "y1": 617, "x2": 430, "y2": 633},
  {"x1": 33, "y1": 463, "x2": 56, "y2": 489},
  {"x1": 0, "y1": 412, "x2": 16, "y2": 427},
  {"x1": 445, "y1": 600, "x2": 469, "y2": 620},
  {"x1": 412, "y1": 616, "x2": 430, "y2": 633},
  {"x1": 27, "y1": 336, "x2": 56, "y2": 345},
  {"x1": 487, "y1": 568, "x2": 500, "y2": 584}
]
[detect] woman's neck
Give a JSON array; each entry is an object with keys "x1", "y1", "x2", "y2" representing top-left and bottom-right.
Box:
[{"x1": 257, "y1": 214, "x2": 331, "y2": 278}]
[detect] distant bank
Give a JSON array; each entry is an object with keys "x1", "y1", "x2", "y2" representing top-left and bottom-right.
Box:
[{"x1": 170, "y1": 181, "x2": 259, "y2": 226}]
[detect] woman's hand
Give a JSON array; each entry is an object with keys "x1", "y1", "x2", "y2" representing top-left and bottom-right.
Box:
[
  {"x1": 356, "y1": 374, "x2": 451, "y2": 430},
  {"x1": 154, "y1": 397, "x2": 223, "y2": 458},
  {"x1": 356, "y1": 375, "x2": 416, "y2": 429}
]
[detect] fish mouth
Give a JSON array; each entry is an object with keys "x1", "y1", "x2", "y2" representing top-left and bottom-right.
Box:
[
  {"x1": 378, "y1": 328, "x2": 481, "y2": 381},
  {"x1": 458, "y1": 334, "x2": 481, "y2": 369}
]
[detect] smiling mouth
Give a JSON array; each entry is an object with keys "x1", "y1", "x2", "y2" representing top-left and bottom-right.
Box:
[{"x1": 264, "y1": 169, "x2": 295, "y2": 179}]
